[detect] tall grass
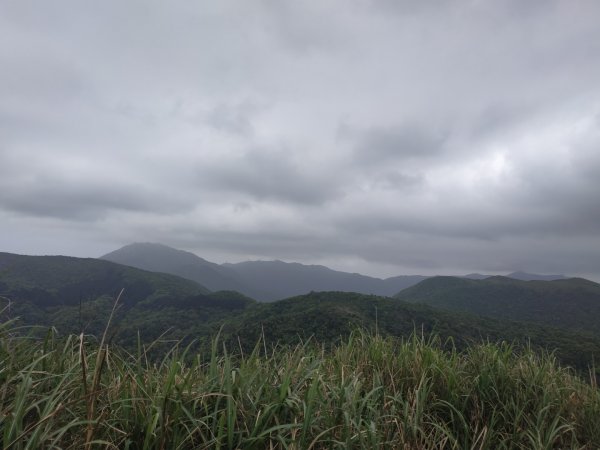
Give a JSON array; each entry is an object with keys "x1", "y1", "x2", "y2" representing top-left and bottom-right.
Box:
[{"x1": 1, "y1": 319, "x2": 599, "y2": 449}]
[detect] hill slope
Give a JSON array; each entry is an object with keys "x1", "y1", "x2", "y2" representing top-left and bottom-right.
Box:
[
  {"x1": 0, "y1": 251, "x2": 218, "y2": 335},
  {"x1": 395, "y1": 276, "x2": 600, "y2": 336},
  {"x1": 219, "y1": 291, "x2": 600, "y2": 371}
]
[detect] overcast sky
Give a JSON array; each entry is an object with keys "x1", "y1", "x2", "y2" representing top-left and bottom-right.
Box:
[{"x1": 1, "y1": 1, "x2": 599, "y2": 280}]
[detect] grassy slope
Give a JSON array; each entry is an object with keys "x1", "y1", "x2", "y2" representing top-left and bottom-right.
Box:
[
  {"x1": 395, "y1": 276, "x2": 600, "y2": 336},
  {"x1": 1, "y1": 321, "x2": 599, "y2": 449}
]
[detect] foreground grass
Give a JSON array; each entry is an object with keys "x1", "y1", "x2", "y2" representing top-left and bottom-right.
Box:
[{"x1": 1, "y1": 320, "x2": 599, "y2": 449}]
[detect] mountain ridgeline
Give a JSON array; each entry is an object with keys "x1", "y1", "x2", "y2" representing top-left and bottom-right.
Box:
[
  {"x1": 100, "y1": 243, "x2": 567, "y2": 301},
  {"x1": 0, "y1": 251, "x2": 219, "y2": 336},
  {"x1": 101, "y1": 243, "x2": 428, "y2": 301},
  {"x1": 2, "y1": 250, "x2": 600, "y2": 372},
  {"x1": 395, "y1": 275, "x2": 600, "y2": 337}
]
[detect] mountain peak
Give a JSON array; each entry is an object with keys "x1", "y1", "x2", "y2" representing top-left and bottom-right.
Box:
[{"x1": 101, "y1": 242, "x2": 246, "y2": 292}]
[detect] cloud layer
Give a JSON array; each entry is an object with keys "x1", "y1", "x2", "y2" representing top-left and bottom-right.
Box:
[{"x1": 1, "y1": 0, "x2": 599, "y2": 279}]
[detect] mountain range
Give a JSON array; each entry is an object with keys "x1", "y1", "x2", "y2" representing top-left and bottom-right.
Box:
[
  {"x1": 101, "y1": 242, "x2": 566, "y2": 301},
  {"x1": 2, "y1": 250, "x2": 599, "y2": 371}
]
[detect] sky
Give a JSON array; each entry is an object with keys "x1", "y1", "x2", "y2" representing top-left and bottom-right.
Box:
[{"x1": 1, "y1": 1, "x2": 600, "y2": 280}]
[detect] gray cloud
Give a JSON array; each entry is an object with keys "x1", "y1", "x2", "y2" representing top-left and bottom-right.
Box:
[
  {"x1": 0, "y1": 175, "x2": 190, "y2": 221},
  {"x1": 203, "y1": 101, "x2": 262, "y2": 136},
  {"x1": 197, "y1": 148, "x2": 340, "y2": 205},
  {"x1": 1, "y1": 0, "x2": 600, "y2": 281},
  {"x1": 342, "y1": 122, "x2": 448, "y2": 164}
]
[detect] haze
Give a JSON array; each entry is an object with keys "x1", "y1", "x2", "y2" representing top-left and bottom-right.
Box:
[{"x1": 1, "y1": 1, "x2": 599, "y2": 280}]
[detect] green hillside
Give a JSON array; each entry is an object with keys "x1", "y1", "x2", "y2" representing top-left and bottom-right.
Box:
[
  {"x1": 3, "y1": 253, "x2": 600, "y2": 372},
  {"x1": 3, "y1": 321, "x2": 599, "y2": 449},
  {"x1": 395, "y1": 276, "x2": 600, "y2": 336},
  {"x1": 0, "y1": 252, "x2": 211, "y2": 335},
  {"x1": 218, "y1": 291, "x2": 600, "y2": 372}
]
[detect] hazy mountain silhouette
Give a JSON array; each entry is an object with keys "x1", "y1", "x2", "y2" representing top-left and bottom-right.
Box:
[
  {"x1": 101, "y1": 243, "x2": 427, "y2": 300},
  {"x1": 506, "y1": 271, "x2": 566, "y2": 281},
  {"x1": 223, "y1": 260, "x2": 427, "y2": 300},
  {"x1": 101, "y1": 243, "x2": 248, "y2": 293},
  {"x1": 100, "y1": 243, "x2": 571, "y2": 301}
]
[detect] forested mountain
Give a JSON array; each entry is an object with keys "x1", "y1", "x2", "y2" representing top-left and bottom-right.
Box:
[
  {"x1": 2, "y1": 251, "x2": 599, "y2": 371},
  {"x1": 0, "y1": 252, "x2": 210, "y2": 333},
  {"x1": 395, "y1": 276, "x2": 600, "y2": 336},
  {"x1": 217, "y1": 291, "x2": 600, "y2": 371},
  {"x1": 4, "y1": 250, "x2": 599, "y2": 370}
]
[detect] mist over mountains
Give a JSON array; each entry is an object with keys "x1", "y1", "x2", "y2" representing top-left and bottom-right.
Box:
[{"x1": 101, "y1": 242, "x2": 567, "y2": 301}]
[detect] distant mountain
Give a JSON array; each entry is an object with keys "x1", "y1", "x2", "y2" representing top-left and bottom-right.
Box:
[
  {"x1": 101, "y1": 243, "x2": 248, "y2": 293},
  {"x1": 506, "y1": 271, "x2": 566, "y2": 281},
  {"x1": 99, "y1": 243, "x2": 571, "y2": 302},
  {"x1": 223, "y1": 260, "x2": 427, "y2": 301},
  {"x1": 462, "y1": 273, "x2": 492, "y2": 280},
  {"x1": 395, "y1": 276, "x2": 600, "y2": 337},
  {"x1": 463, "y1": 272, "x2": 567, "y2": 281},
  {"x1": 101, "y1": 243, "x2": 427, "y2": 301}
]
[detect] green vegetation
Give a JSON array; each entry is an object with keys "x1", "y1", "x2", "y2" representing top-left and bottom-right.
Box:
[
  {"x1": 3, "y1": 253, "x2": 600, "y2": 447},
  {"x1": 395, "y1": 276, "x2": 600, "y2": 336},
  {"x1": 4, "y1": 255, "x2": 600, "y2": 372},
  {"x1": 5, "y1": 254, "x2": 600, "y2": 375},
  {"x1": 0, "y1": 252, "x2": 209, "y2": 334},
  {"x1": 1, "y1": 318, "x2": 599, "y2": 449},
  {"x1": 216, "y1": 291, "x2": 600, "y2": 373}
]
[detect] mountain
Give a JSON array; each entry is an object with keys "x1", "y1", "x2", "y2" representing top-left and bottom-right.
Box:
[
  {"x1": 102, "y1": 243, "x2": 427, "y2": 301},
  {"x1": 218, "y1": 291, "x2": 600, "y2": 371},
  {"x1": 2, "y1": 251, "x2": 598, "y2": 371},
  {"x1": 395, "y1": 276, "x2": 600, "y2": 336},
  {"x1": 0, "y1": 251, "x2": 214, "y2": 336},
  {"x1": 101, "y1": 242, "x2": 248, "y2": 293},
  {"x1": 102, "y1": 243, "x2": 571, "y2": 303},
  {"x1": 462, "y1": 273, "x2": 492, "y2": 279},
  {"x1": 223, "y1": 260, "x2": 427, "y2": 301},
  {"x1": 506, "y1": 271, "x2": 566, "y2": 281},
  {"x1": 464, "y1": 272, "x2": 567, "y2": 280}
]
